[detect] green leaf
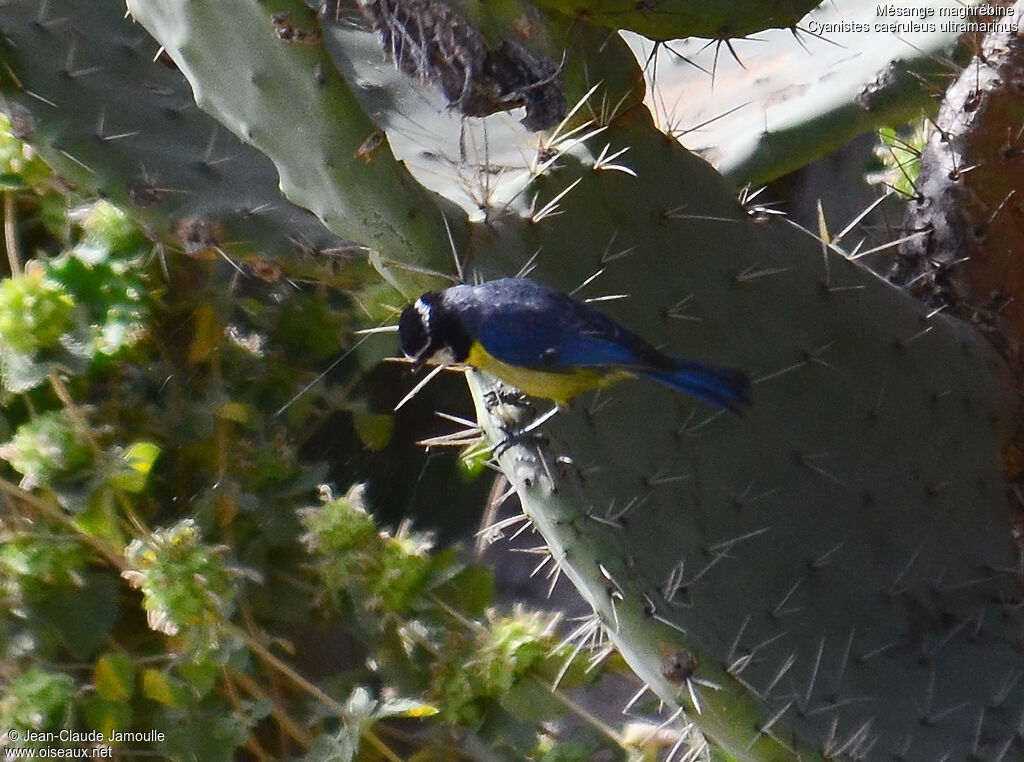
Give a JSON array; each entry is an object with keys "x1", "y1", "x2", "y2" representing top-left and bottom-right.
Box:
[
  {"x1": 81, "y1": 695, "x2": 132, "y2": 739},
  {"x1": 0, "y1": 346, "x2": 48, "y2": 392},
  {"x1": 176, "y1": 659, "x2": 219, "y2": 698},
  {"x1": 214, "y1": 401, "x2": 251, "y2": 424},
  {"x1": 498, "y1": 680, "x2": 562, "y2": 725},
  {"x1": 459, "y1": 443, "x2": 490, "y2": 479},
  {"x1": 93, "y1": 652, "x2": 136, "y2": 702},
  {"x1": 352, "y1": 409, "x2": 394, "y2": 451},
  {"x1": 32, "y1": 571, "x2": 119, "y2": 660},
  {"x1": 3, "y1": 668, "x2": 76, "y2": 732},
  {"x1": 142, "y1": 669, "x2": 191, "y2": 708},
  {"x1": 124, "y1": 439, "x2": 161, "y2": 475},
  {"x1": 298, "y1": 726, "x2": 359, "y2": 762},
  {"x1": 432, "y1": 565, "x2": 494, "y2": 619},
  {"x1": 158, "y1": 708, "x2": 249, "y2": 762},
  {"x1": 109, "y1": 440, "x2": 161, "y2": 492},
  {"x1": 75, "y1": 487, "x2": 126, "y2": 547},
  {"x1": 373, "y1": 697, "x2": 439, "y2": 720}
]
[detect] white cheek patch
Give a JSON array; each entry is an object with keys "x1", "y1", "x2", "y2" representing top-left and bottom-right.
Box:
[{"x1": 427, "y1": 347, "x2": 456, "y2": 365}]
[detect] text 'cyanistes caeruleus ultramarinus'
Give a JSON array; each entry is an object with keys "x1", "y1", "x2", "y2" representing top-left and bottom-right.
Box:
[{"x1": 398, "y1": 277, "x2": 750, "y2": 410}]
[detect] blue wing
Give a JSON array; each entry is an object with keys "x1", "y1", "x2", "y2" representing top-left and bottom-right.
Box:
[
  {"x1": 444, "y1": 277, "x2": 644, "y2": 369},
  {"x1": 473, "y1": 302, "x2": 643, "y2": 370},
  {"x1": 448, "y1": 278, "x2": 750, "y2": 410},
  {"x1": 476, "y1": 314, "x2": 750, "y2": 410}
]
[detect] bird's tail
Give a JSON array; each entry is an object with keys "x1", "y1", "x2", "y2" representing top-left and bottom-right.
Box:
[{"x1": 643, "y1": 358, "x2": 751, "y2": 411}]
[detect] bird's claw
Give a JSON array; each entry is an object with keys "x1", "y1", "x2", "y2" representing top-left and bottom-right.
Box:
[{"x1": 490, "y1": 405, "x2": 561, "y2": 456}]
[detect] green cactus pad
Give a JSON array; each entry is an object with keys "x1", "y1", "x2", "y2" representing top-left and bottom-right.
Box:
[
  {"x1": 629, "y1": 0, "x2": 967, "y2": 186},
  {"x1": 527, "y1": 0, "x2": 819, "y2": 41},
  {"x1": 38, "y1": 0, "x2": 1024, "y2": 757},
  {"x1": 127, "y1": 0, "x2": 646, "y2": 287},
  {"x1": 125, "y1": 0, "x2": 469, "y2": 295},
  {"x1": 459, "y1": 113, "x2": 1024, "y2": 760},
  {"x1": 0, "y1": 0, "x2": 348, "y2": 266}
]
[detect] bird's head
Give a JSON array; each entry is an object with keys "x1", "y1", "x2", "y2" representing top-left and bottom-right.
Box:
[{"x1": 399, "y1": 291, "x2": 470, "y2": 366}]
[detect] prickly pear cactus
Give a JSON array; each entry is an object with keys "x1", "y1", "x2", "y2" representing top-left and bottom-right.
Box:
[
  {"x1": 23, "y1": 0, "x2": 1024, "y2": 759},
  {"x1": 895, "y1": 2, "x2": 1024, "y2": 360},
  {"x1": 528, "y1": 0, "x2": 819, "y2": 41},
  {"x1": 0, "y1": 0, "x2": 347, "y2": 268},
  {"x1": 461, "y1": 119, "x2": 1024, "y2": 760},
  {"x1": 632, "y1": 0, "x2": 970, "y2": 186}
]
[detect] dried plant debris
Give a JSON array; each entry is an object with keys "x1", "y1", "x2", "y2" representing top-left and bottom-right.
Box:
[
  {"x1": 172, "y1": 216, "x2": 223, "y2": 255},
  {"x1": 272, "y1": 11, "x2": 324, "y2": 44},
  {"x1": 357, "y1": 0, "x2": 566, "y2": 130}
]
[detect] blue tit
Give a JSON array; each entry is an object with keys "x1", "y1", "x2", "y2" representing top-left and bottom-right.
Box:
[{"x1": 398, "y1": 277, "x2": 750, "y2": 409}]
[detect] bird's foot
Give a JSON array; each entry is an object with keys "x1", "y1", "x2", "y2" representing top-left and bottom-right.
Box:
[
  {"x1": 483, "y1": 387, "x2": 532, "y2": 411},
  {"x1": 491, "y1": 404, "x2": 561, "y2": 456}
]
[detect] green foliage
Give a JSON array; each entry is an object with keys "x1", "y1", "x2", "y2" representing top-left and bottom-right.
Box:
[
  {"x1": 0, "y1": 115, "x2": 633, "y2": 760},
  {"x1": 0, "y1": 668, "x2": 76, "y2": 743},
  {"x1": 301, "y1": 484, "x2": 438, "y2": 617},
  {"x1": 0, "y1": 271, "x2": 74, "y2": 355},
  {"x1": 122, "y1": 519, "x2": 240, "y2": 652},
  {"x1": 529, "y1": 0, "x2": 818, "y2": 40},
  {"x1": 0, "y1": 113, "x2": 50, "y2": 188},
  {"x1": 92, "y1": 652, "x2": 136, "y2": 703},
  {"x1": 432, "y1": 607, "x2": 565, "y2": 727},
  {"x1": 871, "y1": 122, "x2": 928, "y2": 198},
  {"x1": 0, "y1": 526, "x2": 90, "y2": 589},
  {"x1": 0, "y1": 410, "x2": 91, "y2": 487},
  {"x1": 0, "y1": 3, "x2": 347, "y2": 271},
  {"x1": 0, "y1": 195, "x2": 152, "y2": 392},
  {"x1": 6, "y1": 0, "x2": 1023, "y2": 759}
]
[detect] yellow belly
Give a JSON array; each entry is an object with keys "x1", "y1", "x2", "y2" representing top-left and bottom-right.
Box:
[{"x1": 466, "y1": 342, "x2": 628, "y2": 406}]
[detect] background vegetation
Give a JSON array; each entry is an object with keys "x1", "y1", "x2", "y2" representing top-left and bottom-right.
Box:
[{"x1": 3, "y1": 0, "x2": 1024, "y2": 760}]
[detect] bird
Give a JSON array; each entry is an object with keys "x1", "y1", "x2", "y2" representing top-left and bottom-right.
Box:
[{"x1": 397, "y1": 277, "x2": 750, "y2": 410}]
